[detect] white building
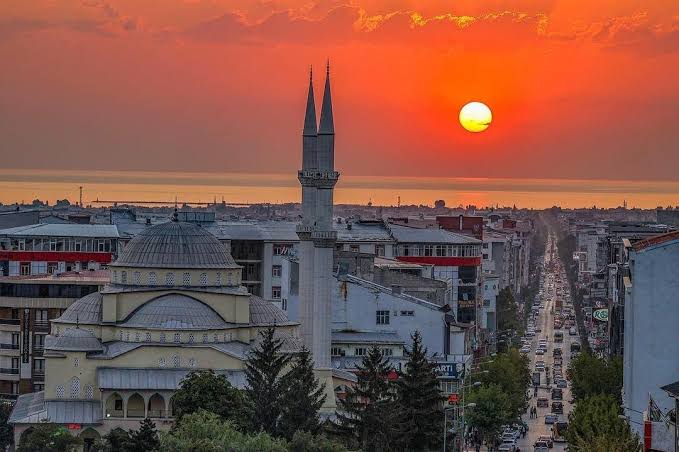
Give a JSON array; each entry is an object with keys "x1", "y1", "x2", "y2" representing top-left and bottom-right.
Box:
[{"x1": 623, "y1": 231, "x2": 679, "y2": 434}]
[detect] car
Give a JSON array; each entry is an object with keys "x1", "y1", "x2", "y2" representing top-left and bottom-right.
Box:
[
  {"x1": 502, "y1": 432, "x2": 518, "y2": 443},
  {"x1": 498, "y1": 444, "x2": 515, "y2": 452},
  {"x1": 545, "y1": 414, "x2": 558, "y2": 424},
  {"x1": 569, "y1": 327, "x2": 577, "y2": 336},
  {"x1": 537, "y1": 397, "x2": 549, "y2": 408},
  {"x1": 535, "y1": 326, "x2": 543, "y2": 332},
  {"x1": 553, "y1": 347, "x2": 562, "y2": 357},
  {"x1": 536, "y1": 348, "x2": 545, "y2": 355},
  {"x1": 557, "y1": 379, "x2": 568, "y2": 389},
  {"x1": 534, "y1": 442, "x2": 550, "y2": 452},
  {"x1": 551, "y1": 402, "x2": 563, "y2": 414},
  {"x1": 551, "y1": 388, "x2": 563, "y2": 400},
  {"x1": 537, "y1": 435, "x2": 554, "y2": 448}
]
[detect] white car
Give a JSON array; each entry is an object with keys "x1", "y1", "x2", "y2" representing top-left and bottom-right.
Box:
[
  {"x1": 536, "y1": 348, "x2": 545, "y2": 355},
  {"x1": 569, "y1": 327, "x2": 577, "y2": 336}
]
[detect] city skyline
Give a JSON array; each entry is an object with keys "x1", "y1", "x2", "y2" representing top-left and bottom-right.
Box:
[{"x1": 1, "y1": 0, "x2": 678, "y2": 183}]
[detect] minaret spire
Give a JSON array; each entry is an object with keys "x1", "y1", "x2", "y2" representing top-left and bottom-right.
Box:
[
  {"x1": 318, "y1": 59, "x2": 334, "y2": 135},
  {"x1": 303, "y1": 66, "x2": 317, "y2": 137}
]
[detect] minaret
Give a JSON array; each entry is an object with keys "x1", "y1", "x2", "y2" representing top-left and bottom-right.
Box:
[{"x1": 297, "y1": 63, "x2": 339, "y2": 409}]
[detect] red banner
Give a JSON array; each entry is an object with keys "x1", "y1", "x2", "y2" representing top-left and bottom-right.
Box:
[
  {"x1": 0, "y1": 251, "x2": 112, "y2": 264},
  {"x1": 395, "y1": 256, "x2": 481, "y2": 266}
]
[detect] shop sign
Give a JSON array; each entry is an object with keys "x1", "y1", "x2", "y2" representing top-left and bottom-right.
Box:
[{"x1": 593, "y1": 309, "x2": 609, "y2": 322}]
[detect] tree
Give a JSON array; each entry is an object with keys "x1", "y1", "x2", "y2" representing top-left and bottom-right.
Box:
[
  {"x1": 288, "y1": 430, "x2": 347, "y2": 452},
  {"x1": 336, "y1": 344, "x2": 395, "y2": 452},
  {"x1": 279, "y1": 346, "x2": 326, "y2": 440},
  {"x1": 497, "y1": 288, "x2": 522, "y2": 334},
  {"x1": 0, "y1": 402, "x2": 14, "y2": 450},
  {"x1": 567, "y1": 353, "x2": 623, "y2": 403},
  {"x1": 465, "y1": 384, "x2": 512, "y2": 449},
  {"x1": 159, "y1": 410, "x2": 288, "y2": 452},
  {"x1": 17, "y1": 422, "x2": 82, "y2": 452},
  {"x1": 393, "y1": 331, "x2": 444, "y2": 452},
  {"x1": 172, "y1": 369, "x2": 251, "y2": 430},
  {"x1": 100, "y1": 428, "x2": 130, "y2": 451},
  {"x1": 565, "y1": 394, "x2": 641, "y2": 452},
  {"x1": 478, "y1": 349, "x2": 531, "y2": 419},
  {"x1": 245, "y1": 326, "x2": 291, "y2": 436},
  {"x1": 124, "y1": 418, "x2": 160, "y2": 452}
]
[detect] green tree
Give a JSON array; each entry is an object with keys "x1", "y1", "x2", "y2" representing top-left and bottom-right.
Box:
[
  {"x1": 478, "y1": 349, "x2": 531, "y2": 419},
  {"x1": 100, "y1": 428, "x2": 130, "y2": 451},
  {"x1": 336, "y1": 344, "x2": 395, "y2": 452},
  {"x1": 159, "y1": 410, "x2": 288, "y2": 452},
  {"x1": 245, "y1": 326, "x2": 291, "y2": 436},
  {"x1": 497, "y1": 288, "x2": 522, "y2": 333},
  {"x1": 288, "y1": 430, "x2": 347, "y2": 452},
  {"x1": 279, "y1": 346, "x2": 326, "y2": 440},
  {"x1": 124, "y1": 418, "x2": 160, "y2": 452},
  {"x1": 17, "y1": 422, "x2": 82, "y2": 452},
  {"x1": 465, "y1": 384, "x2": 512, "y2": 449},
  {"x1": 567, "y1": 353, "x2": 623, "y2": 403},
  {"x1": 0, "y1": 402, "x2": 14, "y2": 450},
  {"x1": 393, "y1": 331, "x2": 444, "y2": 452},
  {"x1": 172, "y1": 369, "x2": 252, "y2": 430},
  {"x1": 565, "y1": 394, "x2": 641, "y2": 452}
]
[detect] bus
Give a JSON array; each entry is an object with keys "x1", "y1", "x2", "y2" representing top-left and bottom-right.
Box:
[{"x1": 554, "y1": 331, "x2": 564, "y2": 343}]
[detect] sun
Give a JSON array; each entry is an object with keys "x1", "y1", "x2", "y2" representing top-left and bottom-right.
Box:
[{"x1": 459, "y1": 102, "x2": 492, "y2": 133}]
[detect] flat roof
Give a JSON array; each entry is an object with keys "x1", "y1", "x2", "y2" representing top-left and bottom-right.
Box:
[
  {"x1": 0, "y1": 223, "x2": 119, "y2": 238},
  {"x1": 374, "y1": 257, "x2": 424, "y2": 269},
  {"x1": 388, "y1": 224, "x2": 481, "y2": 244}
]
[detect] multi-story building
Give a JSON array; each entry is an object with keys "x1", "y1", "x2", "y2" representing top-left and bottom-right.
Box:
[
  {"x1": 0, "y1": 271, "x2": 108, "y2": 399},
  {"x1": 622, "y1": 231, "x2": 679, "y2": 435}
]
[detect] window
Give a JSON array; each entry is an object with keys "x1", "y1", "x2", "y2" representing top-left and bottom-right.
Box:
[
  {"x1": 33, "y1": 383, "x2": 45, "y2": 392},
  {"x1": 121, "y1": 271, "x2": 127, "y2": 284},
  {"x1": 35, "y1": 309, "x2": 48, "y2": 321},
  {"x1": 376, "y1": 245, "x2": 385, "y2": 256},
  {"x1": 376, "y1": 310, "x2": 390, "y2": 325},
  {"x1": 20, "y1": 263, "x2": 30, "y2": 276},
  {"x1": 281, "y1": 298, "x2": 287, "y2": 311},
  {"x1": 440, "y1": 380, "x2": 458, "y2": 394},
  {"x1": 355, "y1": 347, "x2": 367, "y2": 356},
  {"x1": 159, "y1": 333, "x2": 166, "y2": 343},
  {"x1": 189, "y1": 358, "x2": 196, "y2": 367},
  {"x1": 12, "y1": 358, "x2": 20, "y2": 370},
  {"x1": 70, "y1": 377, "x2": 80, "y2": 398},
  {"x1": 182, "y1": 272, "x2": 191, "y2": 286},
  {"x1": 331, "y1": 347, "x2": 345, "y2": 357},
  {"x1": 133, "y1": 271, "x2": 141, "y2": 285},
  {"x1": 213, "y1": 334, "x2": 218, "y2": 343},
  {"x1": 399, "y1": 310, "x2": 414, "y2": 317},
  {"x1": 215, "y1": 272, "x2": 222, "y2": 286},
  {"x1": 56, "y1": 385, "x2": 65, "y2": 398},
  {"x1": 158, "y1": 357, "x2": 166, "y2": 367},
  {"x1": 11, "y1": 382, "x2": 18, "y2": 395},
  {"x1": 226, "y1": 272, "x2": 233, "y2": 286},
  {"x1": 148, "y1": 272, "x2": 157, "y2": 285},
  {"x1": 145, "y1": 332, "x2": 151, "y2": 342},
  {"x1": 174, "y1": 333, "x2": 181, "y2": 343},
  {"x1": 482, "y1": 243, "x2": 488, "y2": 249},
  {"x1": 172, "y1": 354, "x2": 180, "y2": 367},
  {"x1": 188, "y1": 334, "x2": 194, "y2": 344},
  {"x1": 47, "y1": 262, "x2": 58, "y2": 274},
  {"x1": 482, "y1": 254, "x2": 489, "y2": 260},
  {"x1": 199, "y1": 273, "x2": 208, "y2": 286},
  {"x1": 424, "y1": 245, "x2": 434, "y2": 257},
  {"x1": 350, "y1": 245, "x2": 360, "y2": 253},
  {"x1": 165, "y1": 272, "x2": 175, "y2": 286},
  {"x1": 73, "y1": 357, "x2": 79, "y2": 368},
  {"x1": 272, "y1": 265, "x2": 282, "y2": 278},
  {"x1": 114, "y1": 399, "x2": 123, "y2": 411},
  {"x1": 85, "y1": 384, "x2": 94, "y2": 399},
  {"x1": 12, "y1": 333, "x2": 20, "y2": 348},
  {"x1": 273, "y1": 244, "x2": 291, "y2": 255},
  {"x1": 135, "y1": 332, "x2": 140, "y2": 342},
  {"x1": 272, "y1": 286, "x2": 281, "y2": 300},
  {"x1": 381, "y1": 348, "x2": 393, "y2": 356},
  {"x1": 202, "y1": 334, "x2": 208, "y2": 344}
]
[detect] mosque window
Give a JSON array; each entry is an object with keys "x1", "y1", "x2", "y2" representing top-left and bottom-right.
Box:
[
  {"x1": 73, "y1": 358, "x2": 79, "y2": 368},
  {"x1": 145, "y1": 332, "x2": 151, "y2": 342},
  {"x1": 121, "y1": 271, "x2": 127, "y2": 284},
  {"x1": 133, "y1": 271, "x2": 141, "y2": 285},
  {"x1": 223, "y1": 333, "x2": 228, "y2": 342},
  {"x1": 200, "y1": 273, "x2": 208, "y2": 286},
  {"x1": 172, "y1": 354, "x2": 180, "y2": 368},
  {"x1": 70, "y1": 377, "x2": 80, "y2": 399},
  {"x1": 202, "y1": 333, "x2": 208, "y2": 344},
  {"x1": 182, "y1": 272, "x2": 191, "y2": 286},
  {"x1": 135, "y1": 332, "x2": 140, "y2": 342},
  {"x1": 174, "y1": 333, "x2": 181, "y2": 343},
  {"x1": 125, "y1": 332, "x2": 130, "y2": 341},
  {"x1": 159, "y1": 333, "x2": 166, "y2": 343},
  {"x1": 118, "y1": 331, "x2": 123, "y2": 341},
  {"x1": 227, "y1": 272, "x2": 233, "y2": 286},
  {"x1": 158, "y1": 357, "x2": 166, "y2": 367},
  {"x1": 215, "y1": 272, "x2": 222, "y2": 286},
  {"x1": 149, "y1": 272, "x2": 157, "y2": 285},
  {"x1": 165, "y1": 272, "x2": 175, "y2": 286},
  {"x1": 113, "y1": 270, "x2": 118, "y2": 282},
  {"x1": 213, "y1": 333, "x2": 218, "y2": 343},
  {"x1": 56, "y1": 326, "x2": 60, "y2": 337},
  {"x1": 56, "y1": 385, "x2": 65, "y2": 399},
  {"x1": 188, "y1": 334, "x2": 194, "y2": 344},
  {"x1": 85, "y1": 384, "x2": 94, "y2": 399},
  {"x1": 189, "y1": 358, "x2": 196, "y2": 367}
]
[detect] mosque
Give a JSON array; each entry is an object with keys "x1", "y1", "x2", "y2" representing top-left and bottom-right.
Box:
[{"x1": 8, "y1": 65, "x2": 347, "y2": 448}]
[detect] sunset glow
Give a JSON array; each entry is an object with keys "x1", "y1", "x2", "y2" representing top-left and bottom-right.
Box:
[{"x1": 459, "y1": 102, "x2": 492, "y2": 133}]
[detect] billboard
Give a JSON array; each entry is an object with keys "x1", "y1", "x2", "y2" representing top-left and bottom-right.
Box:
[
  {"x1": 593, "y1": 309, "x2": 609, "y2": 322},
  {"x1": 435, "y1": 362, "x2": 464, "y2": 379}
]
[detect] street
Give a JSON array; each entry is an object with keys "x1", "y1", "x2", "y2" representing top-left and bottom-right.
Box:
[{"x1": 516, "y1": 231, "x2": 577, "y2": 451}]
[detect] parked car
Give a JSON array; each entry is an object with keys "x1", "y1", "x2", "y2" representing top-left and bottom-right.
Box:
[
  {"x1": 537, "y1": 435, "x2": 553, "y2": 448},
  {"x1": 569, "y1": 327, "x2": 577, "y2": 336},
  {"x1": 537, "y1": 397, "x2": 549, "y2": 408},
  {"x1": 557, "y1": 379, "x2": 568, "y2": 389},
  {"x1": 551, "y1": 388, "x2": 563, "y2": 400},
  {"x1": 536, "y1": 348, "x2": 545, "y2": 355},
  {"x1": 545, "y1": 414, "x2": 558, "y2": 424},
  {"x1": 534, "y1": 441, "x2": 550, "y2": 452},
  {"x1": 551, "y1": 402, "x2": 563, "y2": 414}
]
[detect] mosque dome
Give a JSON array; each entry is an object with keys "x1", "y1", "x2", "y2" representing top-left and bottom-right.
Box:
[
  {"x1": 111, "y1": 221, "x2": 237, "y2": 269},
  {"x1": 46, "y1": 328, "x2": 104, "y2": 352},
  {"x1": 121, "y1": 294, "x2": 230, "y2": 330}
]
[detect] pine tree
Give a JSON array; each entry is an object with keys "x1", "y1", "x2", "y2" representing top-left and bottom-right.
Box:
[
  {"x1": 124, "y1": 418, "x2": 160, "y2": 452},
  {"x1": 336, "y1": 344, "x2": 395, "y2": 452},
  {"x1": 393, "y1": 331, "x2": 444, "y2": 452},
  {"x1": 279, "y1": 346, "x2": 326, "y2": 440},
  {"x1": 245, "y1": 326, "x2": 291, "y2": 436}
]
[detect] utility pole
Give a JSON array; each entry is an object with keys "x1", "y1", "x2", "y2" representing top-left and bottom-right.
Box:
[{"x1": 79, "y1": 186, "x2": 83, "y2": 207}]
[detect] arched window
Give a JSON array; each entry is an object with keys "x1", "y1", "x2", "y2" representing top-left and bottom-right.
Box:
[
  {"x1": 149, "y1": 272, "x2": 157, "y2": 285},
  {"x1": 133, "y1": 271, "x2": 141, "y2": 285},
  {"x1": 172, "y1": 354, "x2": 180, "y2": 367},
  {"x1": 56, "y1": 385, "x2": 65, "y2": 399},
  {"x1": 182, "y1": 272, "x2": 191, "y2": 286},
  {"x1": 174, "y1": 332, "x2": 181, "y2": 343},
  {"x1": 159, "y1": 333, "x2": 166, "y2": 343},
  {"x1": 188, "y1": 358, "x2": 196, "y2": 368},
  {"x1": 70, "y1": 377, "x2": 80, "y2": 399},
  {"x1": 226, "y1": 272, "x2": 233, "y2": 285},
  {"x1": 213, "y1": 333, "x2": 218, "y2": 343},
  {"x1": 73, "y1": 358, "x2": 79, "y2": 368},
  {"x1": 158, "y1": 357, "x2": 166, "y2": 367},
  {"x1": 121, "y1": 271, "x2": 127, "y2": 284},
  {"x1": 145, "y1": 332, "x2": 152, "y2": 342},
  {"x1": 202, "y1": 333, "x2": 208, "y2": 344},
  {"x1": 215, "y1": 272, "x2": 222, "y2": 286},
  {"x1": 165, "y1": 272, "x2": 175, "y2": 286},
  {"x1": 113, "y1": 270, "x2": 118, "y2": 282},
  {"x1": 85, "y1": 384, "x2": 94, "y2": 399},
  {"x1": 188, "y1": 334, "x2": 194, "y2": 344},
  {"x1": 200, "y1": 273, "x2": 208, "y2": 286},
  {"x1": 135, "y1": 332, "x2": 140, "y2": 342}
]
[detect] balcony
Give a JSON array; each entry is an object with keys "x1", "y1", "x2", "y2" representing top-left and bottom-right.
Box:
[
  {"x1": 147, "y1": 410, "x2": 167, "y2": 418},
  {"x1": 0, "y1": 368, "x2": 19, "y2": 375},
  {"x1": 0, "y1": 344, "x2": 19, "y2": 350},
  {"x1": 0, "y1": 319, "x2": 20, "y2": 326},
  {"x1": 33, "y1": 320, "x2": 50, "y2": 332}
]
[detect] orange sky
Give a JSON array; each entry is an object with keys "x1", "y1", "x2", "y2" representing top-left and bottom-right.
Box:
[{"x1": 1, "y1": 0, "x2": 677, "y2": 181}]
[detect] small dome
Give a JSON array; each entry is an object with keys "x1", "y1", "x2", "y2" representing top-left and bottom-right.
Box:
[
  {"x1": 46, "y1": 328, "x2": 103, "y2": 352},
  {"x1": 55, "y1": 292, "x2": 102, "y2": 325},
  {"x1": 111, "y1": 221, "x2": 238, "y2": 269},
  {"x1": 122, "y1": 294, "x2": 230, "y2": 329}
]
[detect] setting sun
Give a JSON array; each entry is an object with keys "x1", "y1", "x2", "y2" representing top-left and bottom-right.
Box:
[{"x1": 459, "y1": 102, "x2": 492, "y2": 133}]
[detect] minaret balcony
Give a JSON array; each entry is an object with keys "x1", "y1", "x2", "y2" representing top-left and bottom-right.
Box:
[
  {"x1": 312, "y1": 230, "x2": 337, "y2": 247},
  {"x1": 298, "y1": 170, "x2": 340, "y2": 189}
]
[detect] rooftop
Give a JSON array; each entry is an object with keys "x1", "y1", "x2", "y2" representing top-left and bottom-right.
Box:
[
  {"x1": 387, "y1": 223, "x2": 481, "y2": 244},
  {"x1": 121, "y1": 294, "x2": 232, "y2": 330},
  {"x1": 632, "y1": 231, "x2": 679, "y2": 252},
  {"x1": 0, "y1": 223, "x2": 119, "y2": 238}
]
